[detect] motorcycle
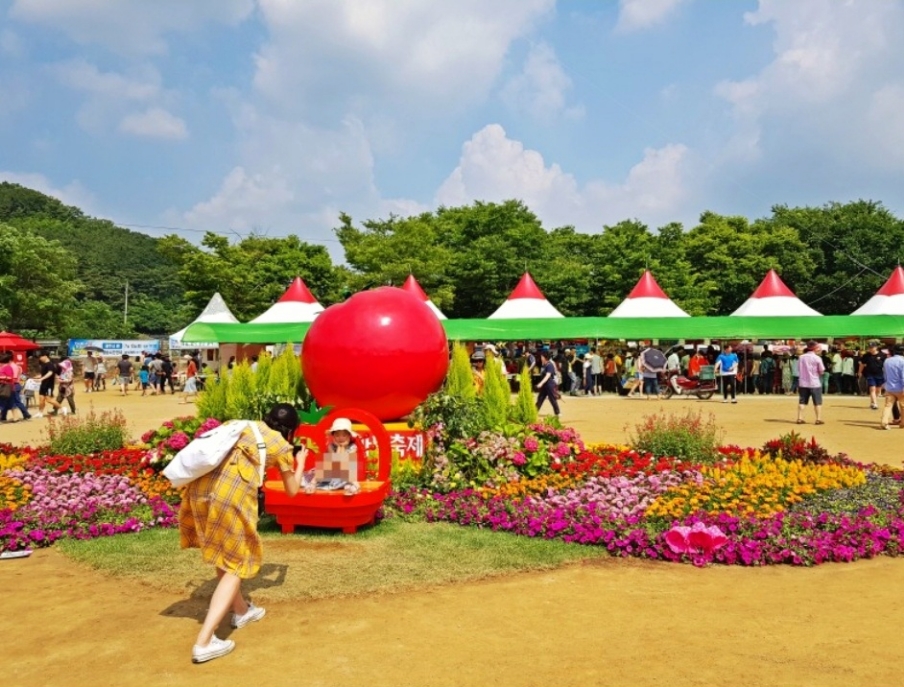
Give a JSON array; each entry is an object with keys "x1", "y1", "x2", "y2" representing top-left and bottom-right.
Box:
[{"x1": 660, "y1": 367, "x2": 717, "y2": 400}]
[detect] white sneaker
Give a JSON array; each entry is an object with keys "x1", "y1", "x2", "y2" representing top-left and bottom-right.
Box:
[
  {"x1": 231, "y1": 603, "x2": 266, "y2": 628},
  {"x1": 60, "y1": 407, "x2": 69, "y2": 416},
  {"x1": 192, "y1": 635, "x2": 235, "y2": 664},
  {"x1": 32, "y1": 412, "x2": 43, "y2": 418}
]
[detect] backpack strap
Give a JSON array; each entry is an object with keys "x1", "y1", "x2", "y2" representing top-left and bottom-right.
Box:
[{"x1": 247, "y1": 421, "x2": 268, "y2": 484}]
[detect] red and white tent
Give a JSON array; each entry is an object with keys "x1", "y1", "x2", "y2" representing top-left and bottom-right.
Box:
[
  {"x1": 608, "y1": 270, "x2": 690, "y2": 317},
  {"x1": 852, "y1": 266, "x2": 904, "y2": 315},
  {"x1": 731, "y1": 270, "x2": 822, "y2": 316},
  {"x1": 250, "y1": 277, "x2": 324, "y2": 323},
  {"x1": 488, "y1": 272, "x2": 564, "y2": 319},
  {"x1": 401, "y1": 275, "x2": 446, "y2": 320}
]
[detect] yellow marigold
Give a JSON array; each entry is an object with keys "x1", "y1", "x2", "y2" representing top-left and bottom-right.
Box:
[
  {"x1": 0, "y1": 451, "x2": 29, "y2": 472},
  {"x1": 0, "y1": 474, "x2": 32, "y2": 511},
  {"x1": 646, "y1": 455, "x2": 865, "y2": 520}
]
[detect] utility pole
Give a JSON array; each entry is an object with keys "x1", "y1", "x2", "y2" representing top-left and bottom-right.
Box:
[{"x1": 124, "y1": 280, "x2": 129, "y2": 325}]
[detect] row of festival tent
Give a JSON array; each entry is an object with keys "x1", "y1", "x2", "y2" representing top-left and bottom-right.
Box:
[{"x1": 172, "y1": 265, "x2": 904, "y2": 346}]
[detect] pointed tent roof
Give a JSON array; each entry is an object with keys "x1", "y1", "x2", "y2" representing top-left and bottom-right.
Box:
[
  {"x1": 250, "y1": 277, "x2": 324, "y2": 324},
  {"x1": 852, "y1": 266, "x2": 904, "y2": 315},
  {"x1": 731, "y1": 270, "x2": 822, "y2": 316},
  {"x1": 401, "y1": 275, "x2": 447, "y2": 320},
  {"x1": 488, "y1": 273, "x2": 564, "y2": 319},
  {"x1": 169, "y1": 292, "x2": 239, "y2": 349},
  {"x1": 608, "y1": 270, "x2": 690, "y2": 317}
]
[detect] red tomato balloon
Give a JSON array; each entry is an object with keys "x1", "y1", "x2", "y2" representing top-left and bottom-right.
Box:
[{"x1": 302, "y1": 287, "x2": 449, "y2": 421}]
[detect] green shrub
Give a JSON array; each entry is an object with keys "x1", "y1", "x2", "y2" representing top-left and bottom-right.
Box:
[
  {"x1": 226, "y1": 361, "x2": 256, "y2": 420},
  {"x1": 446, "y1": 342, "x2": 476, "y2": 401},
  {"x1": 481, "y1": 351, "x2": 510, "y2": 429},
  {"x1": 409, "y1": 392, "x2": 485, "y2": 443},
  {"x1": 45, "y1": 407, "x2": 130, "y2": 455},
  {"x1": 629, "y1": 409, "x2": 723, "y2": 463},
  {"x1": 196, "y1": 375, "x2": 228, "y2": 420},
  {"x1": 510, "y1": 365, "x2": 538, "y2": 425}
]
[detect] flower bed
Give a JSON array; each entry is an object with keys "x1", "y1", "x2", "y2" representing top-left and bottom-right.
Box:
[
  {"x1": 4, "y1": 418, "x2": 904, "y2": 568},
  {"x1": 389, "y1": 421, "x2": 904, "y2": 567}
]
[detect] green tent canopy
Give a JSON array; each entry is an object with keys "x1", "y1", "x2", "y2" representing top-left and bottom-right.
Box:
[{"x1": 181, "y1": 314, "x2": 904, "y2": 345}]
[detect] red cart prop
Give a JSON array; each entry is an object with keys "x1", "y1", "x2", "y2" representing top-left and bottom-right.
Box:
[{"x1": 263, "y1": 407, "x2": 392, "y2": 534}]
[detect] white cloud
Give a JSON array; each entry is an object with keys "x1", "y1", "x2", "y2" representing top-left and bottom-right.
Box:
[
  {"x1": 0, "y1": 171, "x2": 96, "y2": 213},
  {"x1": 252, "y1": 0, "x2": 555, "y2": 115},
  {"x1": 616, "y1": 0, "x2": 689, "y2": 32},
  {"x1": 50, "y1": 59, "x2": 160, "y2": 101},
  {"x1": 436, "y1": 124, "x2": 690, "y2": 230},
  {"x1": 501, "y1": 42, "x2": 584, "y2": 121},
  {"x1": 867, "y1": 85, "x2": 904, "y2": 167},
  {"x1": 119, "y1": 107, "x2": 188, "y2": 140},
  {"x1": 715, "y1": 0, "x2": 904, "y2": 163},
  {"x1": 10, "y1": 0, "x2": 254, "y2": 55}
]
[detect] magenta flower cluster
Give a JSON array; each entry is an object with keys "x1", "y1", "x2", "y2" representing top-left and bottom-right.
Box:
[{"x1": 387, "y1": 486, "x2": 904, "y2": 567}]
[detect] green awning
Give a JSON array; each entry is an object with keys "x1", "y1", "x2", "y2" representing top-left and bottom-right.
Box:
[{"x1": 181, "y1": 314, "x2": 904, "y2": 345}]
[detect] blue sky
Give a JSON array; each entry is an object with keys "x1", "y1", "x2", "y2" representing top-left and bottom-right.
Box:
[{"x1": 2, "y1": 0, "x2": 904, "y2": 259}]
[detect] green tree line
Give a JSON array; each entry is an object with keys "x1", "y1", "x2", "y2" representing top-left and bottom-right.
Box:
[{"x1": 2, "y1": 181, "x2": 903, "y2": 339}]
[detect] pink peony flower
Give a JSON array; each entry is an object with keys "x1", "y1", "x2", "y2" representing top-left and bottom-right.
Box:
[
  {"x1": 523, "y1": 437, "x2": 539, "y2": 453},
  {"x1": 512, "y1": 452, "x2": 527, "y2": 467}
]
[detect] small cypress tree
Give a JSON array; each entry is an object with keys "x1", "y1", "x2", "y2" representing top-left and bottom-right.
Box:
[
  {"x1": 445, "y1": 342, "x2": 476, "y2": 401},
  {"x1": 510, "y1": 364, "x2": 538, "y2": 425},
  {"x1": 270, "y1": 345, "x2": 304, "y2": 404},
  {"x1": 196, "y1": 374, "x2": 229, "y2": 420},
  {"x1": 226, "y1": 361, "x2": 256, "y2": 419},
  {"x1": 482, "y1": 352, "x2": 510, "y2": 429}
]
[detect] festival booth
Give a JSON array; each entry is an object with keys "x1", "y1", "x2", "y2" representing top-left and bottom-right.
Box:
[
  {"x1": 168, "y1": 292, "x2": 240, "y2": 368},
  {"x1": 250, "y1": 277, "x2": 324, "y2": 324},
  {"x1": 488, "y1": 272, "x2": 565, "y2": 319},
  {"x1": 731, "y1": 270, "x2": 822, "y2": 317},
  {"x1": 852, "y1": 267, "x2": 904, "y2": 315},
  {"x1": 608, "y1": 270, "x2": 690, "y2": 318},
  {"x1": 401, "y1": 275, "x2": 447, "y2": 319},
  {"x1": 0, "y1": 331, "x2": 39, "y2": 366}
]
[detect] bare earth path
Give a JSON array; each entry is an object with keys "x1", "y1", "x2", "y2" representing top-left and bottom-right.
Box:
[{"x1": 2, "y1": 389, "x2": 903, "y2": 686}]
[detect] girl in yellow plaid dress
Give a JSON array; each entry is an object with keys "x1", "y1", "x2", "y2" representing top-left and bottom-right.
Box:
[{"x1": 179, "y1": 404, "x2": 309, "y2": 664}]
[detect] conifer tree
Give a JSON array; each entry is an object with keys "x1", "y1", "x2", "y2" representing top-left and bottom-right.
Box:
[
  {"x1": 510, "y1": 365, "x2": 538, "y2": 425},
  {"x1": 482, "y1": 351, "x2": 510, "y2": 428}
]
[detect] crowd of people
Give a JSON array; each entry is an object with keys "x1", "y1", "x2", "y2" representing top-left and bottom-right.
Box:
[
  {"x1": 0, "y1": 350, "x2": 217, "y2": 422},
  {"x1": 464, "y1": 339, "x2": 904, "y2": 426}
]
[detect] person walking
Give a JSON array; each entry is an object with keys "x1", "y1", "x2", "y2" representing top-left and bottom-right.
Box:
[
  {"x1": 638, "y1": 344, "x2": 664, "y2": 399},
  {"x1": 179, "y1": 404, "x2": 308, "y2": 663},
  {"x1": 34, "y1": 354, "x2": 63, "y2": 417},
  {"x1": 880, "y1": 344, "x2": 904, "y2": 430},
  {"x1": 858, "y1": 342, "x2": 886, "y2": 410},
  {"x1": 715, "y1": 344, "x2": 739, "y2": 403},
  {"x1": 83, "y1": 351, "x2": 97, "y2": 393},
  {"x1": 830, "y1": 347, "x2": 844, "y2": 394},
  {"x1": 115, "y1": 354, "x2": 133, "y2": 396},
  {"x1": 0, "y1": 353, "x2": 31, "y2": 422},
  {"x1": 841, "y1": 352, "x2": 856, "y2": 395},
  {"x1": 796, "y1": 341, "x2": 826, "y2": 425},
  {"x1": 55, "y1": 355, "x2": 76, "y2": 415},
  {"x1": 534, "y1": 350, "x2": 561, "y2": 417}
]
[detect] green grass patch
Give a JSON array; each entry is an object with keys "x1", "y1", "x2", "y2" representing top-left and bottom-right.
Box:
[{"x1": 56, "y1": 519, "x2": 607, "y2": 602}]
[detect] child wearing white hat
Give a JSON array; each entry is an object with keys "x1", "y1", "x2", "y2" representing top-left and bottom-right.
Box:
[{"x1": 304, "y1": 417, "x2": 361, "y2": 495}]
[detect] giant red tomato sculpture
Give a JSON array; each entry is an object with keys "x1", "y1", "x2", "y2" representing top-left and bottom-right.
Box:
[{"x1": 302, "y1": 287, "x2": 449, "y2": 421}]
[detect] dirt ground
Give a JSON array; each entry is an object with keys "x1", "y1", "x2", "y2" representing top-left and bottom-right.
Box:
[{"x1": 2, "y1": 389, "x2": 904, "y2": 686}]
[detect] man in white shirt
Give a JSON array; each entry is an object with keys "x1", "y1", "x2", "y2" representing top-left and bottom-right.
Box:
[{"x1": 830, "y1": 347, "x2": 843, "y2": 394}]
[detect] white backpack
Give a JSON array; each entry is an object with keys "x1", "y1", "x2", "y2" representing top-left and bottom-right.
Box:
[{"x1": 163, "y1": 420, "x2": 267, "y2": 488}]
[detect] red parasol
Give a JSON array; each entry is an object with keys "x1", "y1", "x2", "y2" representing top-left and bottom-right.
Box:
[{"x1": 0, "y1": 331, "x2": 40, "y2": 352}]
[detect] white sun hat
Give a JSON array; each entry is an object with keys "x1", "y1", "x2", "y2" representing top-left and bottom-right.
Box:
[{"x1": 327, "y1": 417, "x2": 357, "y2": 436}]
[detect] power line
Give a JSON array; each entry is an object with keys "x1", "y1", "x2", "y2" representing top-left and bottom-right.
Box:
[{"x1": 114, "y1": 221, "x2": 344, "y2": 244}]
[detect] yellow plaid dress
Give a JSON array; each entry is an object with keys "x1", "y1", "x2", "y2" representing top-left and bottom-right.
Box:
[{"x1": 178, "y1": 422, "x2": 293, "y2": 579}]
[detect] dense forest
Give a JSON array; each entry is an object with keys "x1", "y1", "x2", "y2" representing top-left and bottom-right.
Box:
[{"x1": 2, "y1": 181, "x2": 904, "y2": 340}]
